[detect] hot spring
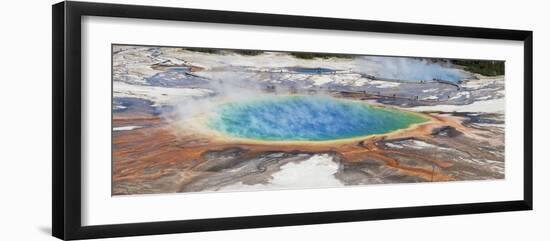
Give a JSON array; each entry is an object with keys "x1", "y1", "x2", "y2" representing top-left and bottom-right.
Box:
[{"x1": 207, "y1": 96, "x2": 428, "y2": 141}]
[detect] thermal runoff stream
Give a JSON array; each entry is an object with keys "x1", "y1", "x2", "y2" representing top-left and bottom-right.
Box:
[{"x1": 208, "y1": 96, "x2": 428, "y2": 141}]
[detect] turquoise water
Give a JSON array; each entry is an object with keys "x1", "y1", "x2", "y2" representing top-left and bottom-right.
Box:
[{"x1": 208, "y1": 96, "x2": 428, "y2": 141}]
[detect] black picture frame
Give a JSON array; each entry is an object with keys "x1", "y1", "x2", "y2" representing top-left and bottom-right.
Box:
[{"x1": 52, "y1": 1, "x2": 533, "y2": 240}]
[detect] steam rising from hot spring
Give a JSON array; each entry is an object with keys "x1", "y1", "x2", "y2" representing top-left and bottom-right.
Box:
[{"x1": 354, "y1": 56, "x2": 467, "y2": 82}]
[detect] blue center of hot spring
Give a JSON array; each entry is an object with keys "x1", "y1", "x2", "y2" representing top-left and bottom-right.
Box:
[{"x1": 208, "y1": 96, "x2": 428, "y2": 141}]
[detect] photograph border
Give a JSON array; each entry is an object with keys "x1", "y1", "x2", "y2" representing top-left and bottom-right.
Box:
[{"x1": 52, "y1": 1, "x2": 533, "y2": 240}]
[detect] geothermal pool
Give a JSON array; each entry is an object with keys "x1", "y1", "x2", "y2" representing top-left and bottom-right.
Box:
[{"x1": 208, "y1": 96, "x2": 428, "y2": 141}]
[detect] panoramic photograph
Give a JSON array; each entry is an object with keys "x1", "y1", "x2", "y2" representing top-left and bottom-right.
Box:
[{"x1": 112, "y1": 44, "x2": 505, "y2": 195}]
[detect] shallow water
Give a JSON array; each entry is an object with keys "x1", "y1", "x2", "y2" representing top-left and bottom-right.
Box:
[
  {"x1": 288, "y1": 67, "x2": 335, "y2": 74},
  {"x1": 145, "y1": 70, "x2": 207, "y2": 87},
  {"x1": 208, "y1": 96, "x2": 428, "y2": 141},
  {"x1": 112, "y1": 97, "x2": 172, "y2": 115}
]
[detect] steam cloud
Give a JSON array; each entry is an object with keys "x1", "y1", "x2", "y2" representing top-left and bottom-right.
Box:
[{"x1": 354, "y1": 56, "x2": 467, "y2": 82}]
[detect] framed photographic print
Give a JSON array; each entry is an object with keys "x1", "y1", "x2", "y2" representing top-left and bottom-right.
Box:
[{"x1": 52, "y1": 1, "x2": 533, "y2": 240}]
